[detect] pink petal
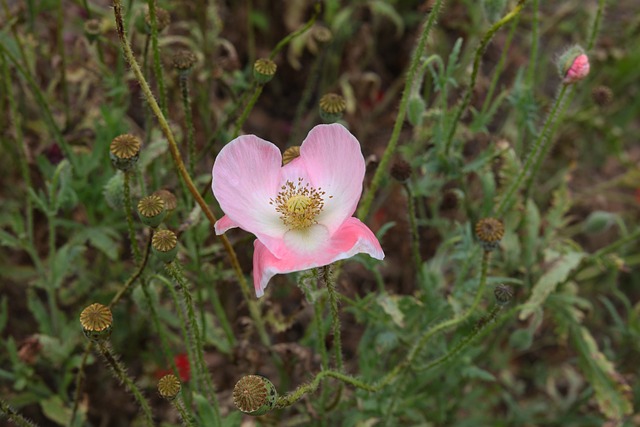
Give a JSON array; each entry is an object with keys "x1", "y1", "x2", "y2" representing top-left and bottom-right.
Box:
[
  {"x1": 252, "y1": 217, "x2": 384, "y2": 297},
  {"x1": 298, "y1": 124, "x2": 365, "y2": 234},
  {"x1": 211, "y1": 135, "x2": 288, "y2": 253},
  {"x1": 214, "y1": 215, "x2": 238, "y2": 234}
]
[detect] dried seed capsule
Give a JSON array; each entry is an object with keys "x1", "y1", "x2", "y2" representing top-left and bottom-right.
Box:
[
  {"x1": 390, "y1": 160, "x2": 412, "y2": 182},
  {"x1": 591, "y1": 85, "x2": 613, "y2": 107},
  {"x1": 475, "y1": 217, "x2": 504, "y2": 251},
  {"x1": 80, "y1": 303, "x2": 113, "y2": 341},
  {"x1": 253, "y1": 58, "x2": 277, "y2": 84},
  {"x1": 172, "y1": 49, "x2": 197, "y2": 73},
  {"x1": 233, "y1": 375, "x2": 277, "y2": 416},
  {"x1": 494, "y1": 284, "x2": 513, "y2": 305},
  {"x1": 319, "y1": 93, "x2": 346, "y2": 123},
  {"x1": 152, "y1": 229, "x2": 178, "y2": 263},
  {"x1": 158, "y1": 374, "x2": 181, "y2": 400},
  {"x1": 137, "y1": 195, "x2": 166, "y2": 228},
  {"x1": 110, "y1": 134, "x2": 141, "y2": 171}
]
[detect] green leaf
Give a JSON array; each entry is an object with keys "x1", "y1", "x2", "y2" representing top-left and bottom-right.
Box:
[
  {"x1": 194, "y1": 392, "x2": 218, "y2": 426},
  {"x1": 376, "y1": 293, "x2": 405, "y2": 327},
  {"x1": 75, "y1": 227, "x2": 120, "y2": 261},
  {"x1": 519, "y1": 250, "x2": 585, "y2": 320},
  {"x1": 222, "y1": 412, "x2": 242, "y2": 427},
  {"x1": 0, "y1": 228, "x2": 21, "y2": 249},
  {"x1": 463, "y1": 365, "x2": 496, "y2": 382},
  {"x1": 51, "y1": 244, "x2": 86, "y2": 289},
  {"x1": 570, "y1": 325, "x2": 633, "y2": 420},
  {"x1": 40, "y1": 395, "x2": 72, "y2": 426}
]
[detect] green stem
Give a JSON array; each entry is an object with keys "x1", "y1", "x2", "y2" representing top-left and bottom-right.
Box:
[
  {"x1": 313, "y1": 293, "x2": 329, "y2": 417},
  {"x1": 495, "y1": 84, "x2": 570, "y2": 217},
  {"x1": 1, "y1": 0, "x2": 30, "y2": 69},
  {"x1": 165, "y1": 262, "x2": 222, "y2": 426},
  {"x1": 480, "y1": 18, "x2": 518, "y2": 117},
  {"x1": 269, "y1": 2, "x2": 320, "y2": 60},
  {"x1": 146, "y1": 0, "x2": 167, "y2": 115},
  {"x1": 357, "y1": 0, "x2": 445, "y2": 220},
  {"x1": 109, "y1": 232, "x2": 152, "y2": 308},
  {"x1": 123, "y1": 171, "x2": 142, "y2": 262},
  {"x1": 276, "y1": 371, "x2": 376, "y2": 408},
  {"x1": 179, "y1": 72, "x2": 196, "y2": 176},
  {"x1": 323, "y1": 266, "x2": 343, "y2": 372},
  {"x1": 588, "y1": 0, "x2": 607, "y2": 51},
  {"x1": 443, "y1": 0, "x2": 528, "y2": 154},
  {"x1": 173, "y1": 397, "x2": 195, "y2": 427},
  {"x1": 70, "y1": 344, "x2": 92, "y2": 427},
  {"x1": 97, "y1": 342, "x2": 154, "y2": 426},
  {"x1": 0, "y1": 398, "x2": 38, "y2": 427},
  {"x1": 207, "y1": 279, "x2": 236, "y2": 348},
  {"x1": 404, "y1": 182, "x2": 421, "y2": 270},
  {"x1": 233, "y1": 84, "x2": 263, "y2": 138}
]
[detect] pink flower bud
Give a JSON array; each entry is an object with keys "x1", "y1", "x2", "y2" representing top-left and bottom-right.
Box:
[{"x1": 563, "y1": 53, "x2": 590, "y2": 84}]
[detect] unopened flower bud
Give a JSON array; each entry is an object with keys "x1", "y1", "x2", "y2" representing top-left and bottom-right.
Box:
[
  {"x1": 152, "y1": 229, "x2": 178, "y2": 263},
  {"x1": 233, "y1": 375, "x2": 277, "y2": 416},
  {"x1": 282, "y1": 146, "x2": 301, "y2": 166},
  {"x1": 152, "y1": 189, "x2": 177, "y2": 211},
  {"x1": 138, "y1": 195, "x2": 166, "y2": 228},
  {"x1": 390, "y1": 160, "x2": 412, "y2": 182},
  {"x1": 80, "y1": 303, "x2": 113, "y2": 341},
  {"x1": 158, "y1": 374, "x2": 181, "y2": 400},
  {"x1": 253, "y1": 58, "x2": 277, "y2": 84},
  {"x1": 558, "y1": 46, "x2": 589, "y2": 84},
  {"x1": 110, "y1": 134, "x2": 141, "y2": 171},
  {"x1": 494, "y1": 284, "x2": 513, "y2": 305},
  {"x1": 319, "y1": 93, "x2": 346, "y2": 123},
  {"x1": 104, "y1": 173, "x2": 125, "y2": 210},
  {"x1": 475, "y1": 217, "x2": 504, "y2": 251}
]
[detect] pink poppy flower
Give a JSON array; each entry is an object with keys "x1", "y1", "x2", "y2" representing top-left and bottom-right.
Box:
[{"x1": 212, "y1": 124, "x2": 385, "y2": 297}]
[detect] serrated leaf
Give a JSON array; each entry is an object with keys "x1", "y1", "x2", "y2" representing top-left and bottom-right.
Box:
[
  {"x1": 377, "y1": 293, "x2": 405, "y2": 327},
  {"x1": 0, "y1": 229, "x2": 21, "y2": 249},
  {"x1": 51, "y1": 244, "x2": 86, "y2": 289},
  {"x1": 570, "y1": 325, "x2": 633, "y2": 420},
  {"x1": 27, "y1": 289, "x2": 52, "y2": 335},
  {"x1": 519, "y1": 250, "x2": 585, "y2": 320},
  {"x1": 76, "y1": 227, "x2": 120, "y2": 261}
]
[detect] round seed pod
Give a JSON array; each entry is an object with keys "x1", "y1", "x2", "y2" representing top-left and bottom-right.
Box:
[
  {"x1": 80, "y1": 303, "x2": 113, "y2": 341},
  {"x1": 152, "y1": 229, "x2": 178, "y2": 263},
  {"x1": 110, "y1": 134, "x2": 141, "y2": 172},
  {"x1": 137, "y1": 195, "x2": 166, "y2": 228},
  {"x1": 591, "y1": 85, "x2": 613, "y2": 107},
  {"x1": 390, "y1": 160, "x2": 412, "y2": 182},
  {"x1": 253, "y1": 59, "x2": 277, "y2": 84},
  {"x1": 232, "y1": 375, "x2": 277, "y2": 416},
  {"x1": 319, "y1": 93, "x2": 346, "y2": 123},
  {"x1": 152, "y1": 189, "x2": 178, "y2": 212},
  {"x1": 494, "y1": 284, "x2": 513, "y2": 305},
  {"x1": 145, "y1": 7, "x2": 171, "y2": 33},
  {"x1": 158, "y1": 374, "x2": 181, "y2": 400},
  {"x1": 475, "y1": 218, "x2": 504, "y2": 251},
  {"x1": 83, "y1": 19, "x2": 101, "y2": 43},
  {"x1": 172, "y1": 49, "x2": 197, "y2": 73}
]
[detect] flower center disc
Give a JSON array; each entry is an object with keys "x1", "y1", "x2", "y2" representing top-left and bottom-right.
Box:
[{"x1": 271, "y1": 178, "x2": 327, "y2": 230}]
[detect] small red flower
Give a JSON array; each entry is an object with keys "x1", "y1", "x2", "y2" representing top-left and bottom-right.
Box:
[{"x1": 174, "y1": 353, "x2": 191, "y2": 382}]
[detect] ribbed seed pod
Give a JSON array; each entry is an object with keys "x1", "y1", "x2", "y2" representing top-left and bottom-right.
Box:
[
  {"x1": 152, "y1": 229, "x2": 178, "y2": 263},
  {"x1": 253, "y1": 59, "x2": 277, "y2": 84},
  {"x1": 232, "y1": 375, "x2": 277, "y2": 416},
  {"x1": 158, "y1": 374, "x2": 181, "y2": 400},
  {"x1": 137, "y1": 195, "x2": 166, "y2": 228},
  {"x1": 319, "y1": 93, "x2": 346, "y2": 123},
  {"x1": 110, "y1": 134, "x2": 141, "y2": 171},
  {"x1": 494, "y1": 284, "x2": 513, "y2": 305},
  {"x1": 80, "y1": 303, "x2": 113, "y2": 341},
  {"x1": 475, "y1": 218, "x2": 504, "y2": 251}
]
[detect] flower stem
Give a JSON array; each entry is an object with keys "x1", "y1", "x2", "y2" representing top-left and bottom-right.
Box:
[
  {"x1": 403, "y1": 182, "x2": 421, "y2": 270},
  {"x1": 146, "y1": 0, "x2": 167, "y2": 115},
  {"x1": 179, "y1": 72, "x2": 196, "y2": 176},
  {"x1": 111, "y1": 0, "x2": 270, "y2": 351},
  {"x1": 357, "y1": 0, "x2": 445, "y2": 220},
  {"x1": 109, "y1": 232, "x2": 152, "y2": 307},
  {"x1": 233, "y1": 84, "x2": 263, "y2": 139},
  {"x1": 443, "y1": 0, "x2": 528, "y2": 154},
  {"x1": 526, "y1": 0, "x2": 539, "y2": 85},
  {"x1": 56, "y1": 0, "x2": 70, "y2": 127},
  {"x1": 96, "y1": 341, "x2": 154, "y2": 427},
  {"x1": 323, "y1": 266, "x2": 343, "y2": 372},
  {"x1": 123, "y1": 171, "x2": 142, "y2": 262},
  {"x1": 588, "y1": 0, "x2": 607, "y2": 51},
  {"x1": 0, "y1": 398, "x2": 38, "y2": 427},
  {"x1": 268, "y1": 2, "x2": 320, "y2": 60},
  {"x1": 276, "y1": 371, "x2": 376, "y2": 408},
  {"x1": 164, "y1": 262, "x2": 222, "y2": 426},
  {"x1": 495, "y1": 84, "x2": 570, "y2": 217},
  {"x1": 173, "y1": 397, "x2": 195, "y2": 427}
]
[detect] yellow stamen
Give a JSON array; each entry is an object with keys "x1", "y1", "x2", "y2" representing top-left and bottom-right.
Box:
[{"x1": 271, "y1": 178, "x2": 330, "y2": 230}]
